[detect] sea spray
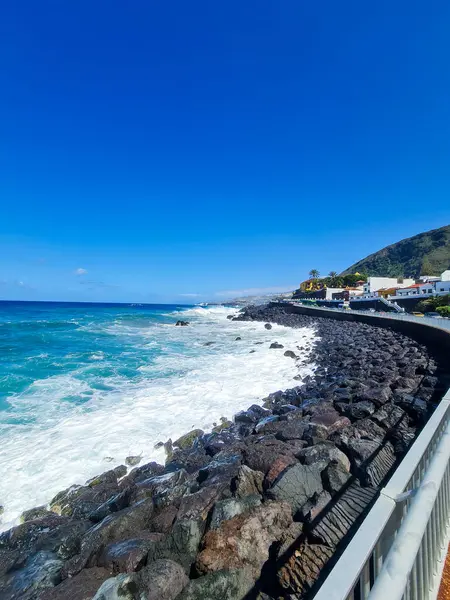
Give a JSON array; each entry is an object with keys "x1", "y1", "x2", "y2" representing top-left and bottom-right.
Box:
[{"x1": 0, "y1": 303, "x2": 316, "y2": 531}]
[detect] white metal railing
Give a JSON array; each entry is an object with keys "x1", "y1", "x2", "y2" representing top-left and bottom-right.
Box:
[
  {"x1": 378, "y1": 296, "x2": 404, "y2": 312},
  {"x1": 314, "y1": 388, "x2": 450, "y2": 600}
]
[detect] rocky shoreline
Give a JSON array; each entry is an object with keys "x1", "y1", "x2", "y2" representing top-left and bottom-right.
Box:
[{"x1": 1, "y1": 304, "x2": 448, "y2": 600}]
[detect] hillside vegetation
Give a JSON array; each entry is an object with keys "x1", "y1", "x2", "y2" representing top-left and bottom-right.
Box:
[{"x1": 342, "y1": 224, "x2": 450, "y2": 278}]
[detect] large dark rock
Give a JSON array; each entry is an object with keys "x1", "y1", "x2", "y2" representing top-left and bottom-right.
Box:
[
  {"x1": 0, "y1": 514, "x2": 90, "y2": 566},
  {"x1": 231, "y1": 465, "x2": 264, "y2": 498},
  {"x1": 139, "y1": 559, "x2": 189, "y2": 600},
  {"x1": 132, "y1": 469, "x2": 190, "y2": 506},
  {"x1": 346, "y1": 439, "x2": 396, "y2": 487},
  {"x1": 357, "y1": 386, "x2": 393, "y2": 407},
  {"x1": 20, "y1": 507, "x2": 52, "y2": 524},
  {"x1": 266, "y1": 464, "x2": 323, "y2": 518},
  {"x1": 176, "y1": 568, "x2": 255, "y2": 600},
  {"x1": 0, "y1": 550, "x2": 63, "y2": 600},
  {"x1": 395, "y1": 394, "x2": 429, "y2": 424},
  {"x1": 235, "y1": 405, "x2": 270, "y2": 424},
  {"x1": 335, "y1": 401, "x2": 376, "y2": 421},
  {"x1": 146, "y1": 519, "x2": 204, "y2": 573},
  {"x1": 196, "y1": 501, "x2": 292, "y2": 578},
  {"x1": 148, "y1": 506, "x2": 178, "y2": 534},
  {"x1": 119, "y1": 461, "x2": 165, "y2": 488},
  {"x1": 198, "y1": 453, "x2": 242, "y2": 489},
  {"x1": 49, "y1": 469, "x2": 125, "y2": 520},
  {"x1": 88, "y1": 489, "x2": 133, "y2": 523},
  {"x1": 173, "y1": 430, "x2": 204, "y2": 450},
  {"x1": 297, "y1": 442, "x2": 350, "y2": 473},
  {"x1": 96, "y1": 535, "x2": 164, "y2": 573},
  {"x1": 275, "y1": 420, "x2": 309, "y2": 442},
  {"x1": 91, "y1": 572, "x2": 141, "y2": 599},
  {"x1": 176, "y1": 485, "x2": 225, "y2": 522},
  {"x1": 243, "y1": 437, "x2": 302, "y2": 475},
  {"x1": 37, "y1": 567, "x2": 112, "y2": 600},
  {"x1": 64, "y1": 499, "x2": 154, "y2": 576},
  {"x1": 321, "y1": 462, "x2": 351, "y2": 494},
  {"x1": 209, "y1": 495, "x2": 262, "y2": 530}
]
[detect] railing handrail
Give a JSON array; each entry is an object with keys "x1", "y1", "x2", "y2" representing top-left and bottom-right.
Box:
[
  {"x1": 313, "y1": 391, "x2": 450, "y2": 600},
  {"x1": 369, "y1": 414, "x2": 450, "y2": 600}
]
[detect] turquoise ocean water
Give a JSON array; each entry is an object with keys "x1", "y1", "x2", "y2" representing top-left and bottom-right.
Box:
[{"x1": 0, "y1": 301, "x2": 315, "y2": 531}]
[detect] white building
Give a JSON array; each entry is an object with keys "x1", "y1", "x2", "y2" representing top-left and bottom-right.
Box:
[
  {"x1": 363, "y1": 277, "x2": 415, "y2": 297},
  {"x1": 441, "y1": 270, "x2": 450, "y2": 282},
  {"x1": 395, "y1": 279, "x2": 450, "y2": 297},
  {"x1": 435, "y1": 280, "x2": 450, "y2": 294},
  {"x1": 396, "y1": 283, "x2": 434, "y2": 297},
  {"x1": 324, "y1": 287, "x2": 345, "y2": 300}
]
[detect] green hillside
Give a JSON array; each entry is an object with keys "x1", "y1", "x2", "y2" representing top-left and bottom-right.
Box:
[{"x1": 342, "y1": 224, "x2": 450, "y2": 278}]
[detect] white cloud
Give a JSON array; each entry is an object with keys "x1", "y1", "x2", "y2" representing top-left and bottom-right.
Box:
[
  {"x1": 179, "y1": 293, "x2": 201, "y2": 297},
  {"x1": 74, "y1": 268, "x2": 88, "y2": 276},
  {"x1": 17, "y1": 281, "x2": 24, "y2": 287},
  {"x1": 214, "y1": 286, "x2": 295, "y2": 298}
]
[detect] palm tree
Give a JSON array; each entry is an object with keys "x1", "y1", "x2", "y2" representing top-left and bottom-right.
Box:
[
  {"x1": 309, "y1": 269, "x2": 320, "y2": 279},
  {"x1": 328, "y1": 271, "x2": 338, "y2": 279}
]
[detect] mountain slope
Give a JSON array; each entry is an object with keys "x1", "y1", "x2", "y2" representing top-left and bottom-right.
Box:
[{"x1": 342, "y1": 224, "x2": 450, "y2": 278}]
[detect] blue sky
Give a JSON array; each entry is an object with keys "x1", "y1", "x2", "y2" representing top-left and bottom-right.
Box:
[{"x1": 1, "y1": 1, "x2": 449, "y2": 303}]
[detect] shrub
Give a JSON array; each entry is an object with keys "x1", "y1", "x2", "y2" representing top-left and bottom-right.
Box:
[
  {"x1": 436, "y1": 306, "x2": 450, "y2": 317},
  {"x1": 417, "y1": 294, "x2": 450, "y2": 312}
]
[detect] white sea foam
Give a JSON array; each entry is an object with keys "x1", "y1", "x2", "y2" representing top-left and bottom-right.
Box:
[{"x1": 0, "y1": 306, "x2": 317, "y2": 531}]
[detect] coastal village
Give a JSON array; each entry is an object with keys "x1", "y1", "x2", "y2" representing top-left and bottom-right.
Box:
[{"x1": 292, "y1": 269, "x2": 450, "y2": 315}]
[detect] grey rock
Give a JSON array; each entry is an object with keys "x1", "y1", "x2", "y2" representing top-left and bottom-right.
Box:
[
  {"x1": 358, "y1": 386, "x2": 392, "y2": 407},
  {"x1": 133, "y1": 469, "x2": 189, "y2": 505},
  {"x1": 173, "y1": 430, "x2": 204, "y2": 450},
  {"x1": 176, "y1": 485, "x2": 225, "y2": 522},
  {"x1": 299, "y1": 490, "x2": 332, "y2": 523},
  {"x1": 347, "y1": 439, "x2": 396, "y2": 487},
  {"x1": 254, "y1": 415, "x2": 279, "y2": 433},
  {"x1": 146, "y1": 518, "x2": 203, "y2": 573},
  {"x1": 266, "y1": 464, "x2": 323, "y2": 518},
  {"x1": 140, "y1": 559, "x2": 189, "y2": 600},
  {"x1": 270, "y1": 342, "x2": 284, "y2": 349},
  {"x1": 176, "y1": 568, "x2": 254, "y2": 600},
  {"x1": 196, "y1": 502, "x2": 292, "y2": 578},
  {"x1": 125, "y1": 455, "x2": 142, "y2": 467},
  {"x1": 297, "y1": 442, "x2": 350, "y2": 472},
  {"x1": 396, "y1": 394, "x2": 429, "y2": 423},
  {"x1": 97, "y1": 536, "x2": 163, "y2": 573},
  {"x1": 89, "y1": 489, "x2": 133, "y2": 523},
  {"x1": 209, "y1": 495, "x2": 261, "y2": 529},
  {"x1": 231, "y1": 465, "x2": 264, "y2": 499},
  {"x1": 275, "y1": 420, "x2": 309, "y2": 442},
  {"x1": 322, "y1": 462, "x2": 351, "y2": 494},
  {"x1": 92, "y1": 573, "x2": 139, "y2": 600},
  {"x1": 37, "y1": 567, "x2": 112, "y2": 600},
  {"x1": 337, "y1": 401, "x2": 376, "y2": 421},
  {"x1": 0, "y1": 514, "x2": 89, "y2": 563},
  {"x1": 64, "y1": 499, "x2": 154, "y2": 576},
  {"x1": 20, "y1": 506, "x2": 52, "y2": 523},
  {"x1": 119, "y1": 461, "x2": 164, "y2": 488},
  {"x1": 0, "y1": 550, "x2": 63, "y2": 600}
]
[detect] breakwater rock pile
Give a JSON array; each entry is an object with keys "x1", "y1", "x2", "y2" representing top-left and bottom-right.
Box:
[{"x1": 0, "y1": 304, "x2": 447, "y2": 600}]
